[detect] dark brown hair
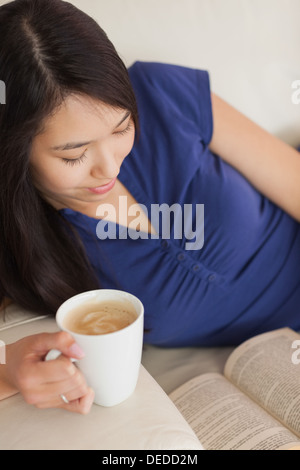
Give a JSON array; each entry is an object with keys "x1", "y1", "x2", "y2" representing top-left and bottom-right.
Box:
[{"x1": 0, "y1": 0, "x2": 139, "y2": 315}]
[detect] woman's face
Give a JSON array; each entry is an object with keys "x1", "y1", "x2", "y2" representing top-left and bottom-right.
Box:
[{"x1": 30, "y1": 94, "x2": 135, "y2": 211}]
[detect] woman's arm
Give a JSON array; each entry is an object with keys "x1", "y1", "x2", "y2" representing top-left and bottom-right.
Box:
[
  {"x1": 0, "y1": 299, "x2": 16, "y2": 399},
  {"x1": 0, "y1": 348, "x2": 18, "y2": 400},
  {"x1": 209, "y1": 93, "x2": 300, "y2": 222}
]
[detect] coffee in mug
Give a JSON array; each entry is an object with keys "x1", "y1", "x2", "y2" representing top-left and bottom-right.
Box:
[{"x1": 63, "y1": 299, "x2": 138, "y2": 335}]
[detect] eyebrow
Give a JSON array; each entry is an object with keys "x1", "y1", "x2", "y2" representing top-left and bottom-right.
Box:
[{"x1": 51, "y1": 110, "x2": 131, "y2": 151}]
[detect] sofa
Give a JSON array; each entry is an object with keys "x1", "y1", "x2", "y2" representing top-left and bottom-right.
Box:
[{"x1": 0, "y1": 0, "x2": 299, "y2": 450}]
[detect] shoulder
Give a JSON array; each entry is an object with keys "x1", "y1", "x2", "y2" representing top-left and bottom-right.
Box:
[
  {"x1": 128, "y1": 61, "x2": 210, "y2": 98},
  {"x1": 128, "y1": 61, "x2": 213, "y2": 146}
]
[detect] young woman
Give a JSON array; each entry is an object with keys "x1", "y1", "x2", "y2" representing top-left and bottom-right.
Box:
[{"x1": 0, "y1": 0, "x2": 299, "y2": 414}]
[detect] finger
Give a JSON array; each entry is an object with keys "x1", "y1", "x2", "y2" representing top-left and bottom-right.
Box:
[
  {"x1": 36, "y1": 387, "x2": 95, "y2": 415},
  {"x1": 35, "y1": 354, "x2": 78, "y2": 383},
  {"x1": 64, "y1": 388, "x2": 95, "y2": 415},
  {"x1": 14, "y1": 353, "x2": 81, "y2": 402},
  {"x1": 26, "y1": 367, "x2": 89, "y2": 405},
  {"x1": 30, "y1": 332, "x2": 85, "y2": 361}
]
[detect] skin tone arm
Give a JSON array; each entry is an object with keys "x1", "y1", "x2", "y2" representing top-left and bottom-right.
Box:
[
  {"x1": 0, "y1": 299, "x2": 17, "y2": 399},
  {"x1": 0, "y1": 355, "x2": 17, "y2": 400},
  {"x1": 209, "y1": 93, "x2": 300, "y2": 222},
  {"x1": 0, "y1": 331, "x2": 94, "y2": 414}
]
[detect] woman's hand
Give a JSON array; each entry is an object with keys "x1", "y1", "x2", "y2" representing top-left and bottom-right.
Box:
[{"x1": 1, "y1": 331, "x2": 94, "y2": 414}]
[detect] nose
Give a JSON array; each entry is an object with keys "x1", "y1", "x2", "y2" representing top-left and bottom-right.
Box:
[{"x1": 90, "y1": 153, "x2": 120, "y2": 180}]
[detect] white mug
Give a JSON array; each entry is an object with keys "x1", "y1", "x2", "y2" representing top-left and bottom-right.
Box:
[{"x1": 54, "y1": 289, "x2": 144, "y2": 407}]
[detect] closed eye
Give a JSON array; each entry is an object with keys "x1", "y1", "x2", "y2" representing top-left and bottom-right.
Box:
[
  {"x1": 114, "y1": 121, "x2": 133, "y2": 137},
  {"x1": 62, "y1": 151, "x2": 87, "y2": 166},
  {"x1": 61, "y1": 119, "x2": 133, "y2": 166}
]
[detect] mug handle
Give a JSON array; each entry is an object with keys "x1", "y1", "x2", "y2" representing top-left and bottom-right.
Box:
[{"x1": 45, "y1": 349, "x2": 77, "y2": 362}]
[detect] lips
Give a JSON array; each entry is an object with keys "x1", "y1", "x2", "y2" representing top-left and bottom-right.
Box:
[{"x1": 86, "y1": 177, "x2": 117, "y2": 195}]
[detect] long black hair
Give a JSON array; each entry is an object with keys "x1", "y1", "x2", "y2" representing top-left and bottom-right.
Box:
[{"x1": 0, "y1": 0, "x2": 139, "y2": 315}]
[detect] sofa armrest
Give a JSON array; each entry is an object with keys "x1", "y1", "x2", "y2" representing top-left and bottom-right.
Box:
[{"x1": 0, "y1": 309, "x2": 202, "y2": 450}]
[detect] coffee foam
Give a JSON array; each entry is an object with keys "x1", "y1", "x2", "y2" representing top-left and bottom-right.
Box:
[{"x1": 63, "y1": 299, "x2": 138, "y2": 335}]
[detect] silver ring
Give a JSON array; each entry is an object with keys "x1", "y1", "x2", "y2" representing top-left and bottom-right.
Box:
[{"x1": 60, "y1": 394, "x2": 69, "y2": 404}]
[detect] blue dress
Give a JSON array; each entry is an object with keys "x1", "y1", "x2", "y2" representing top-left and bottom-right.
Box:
[{"x1": 60, "y1": 62, "x2": 300, "y2": 347}]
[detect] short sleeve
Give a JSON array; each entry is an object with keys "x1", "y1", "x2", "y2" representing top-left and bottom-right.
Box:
[{"x1": 128, "y1": 61, "x2": 213, "y2": 146}]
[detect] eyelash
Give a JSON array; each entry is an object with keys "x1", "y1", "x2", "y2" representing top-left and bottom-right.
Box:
[
  {"x1": 62, "y1": 152, "x2": 87, "y2": 167},
  {"x1": 62, "y1": 122, "x2": 133, "y2": 166},
  {"x1": 115, "y1": 121, "x2": 132, "y2": 137}
]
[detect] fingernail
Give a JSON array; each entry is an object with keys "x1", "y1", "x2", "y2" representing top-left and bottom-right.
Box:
[{"x1": 68, "y1": 343, "x2": 85, "y2": 359}]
